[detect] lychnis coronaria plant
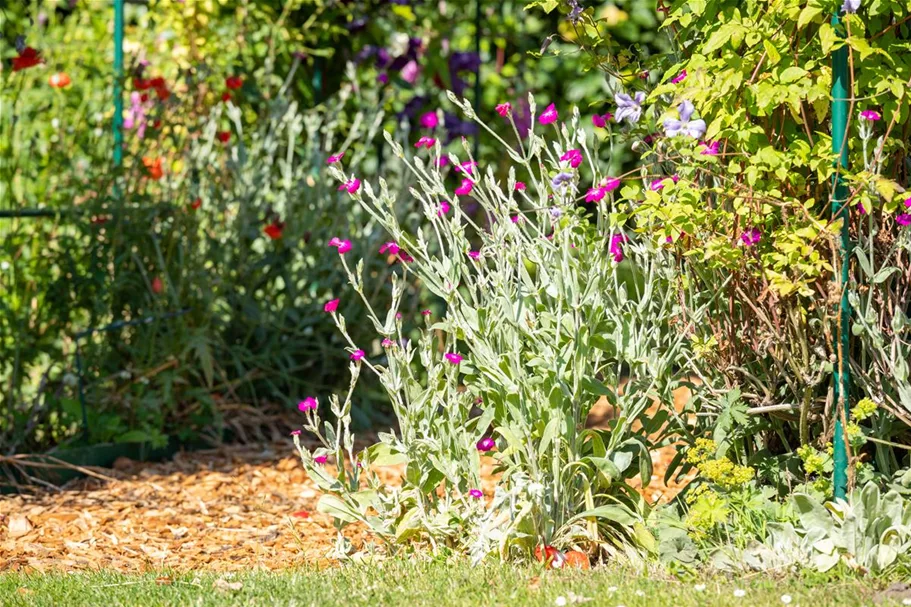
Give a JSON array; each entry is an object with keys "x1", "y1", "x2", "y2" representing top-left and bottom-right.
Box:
[{"x1": 294, "y1": 91, "x2": 706, "y2": 562}]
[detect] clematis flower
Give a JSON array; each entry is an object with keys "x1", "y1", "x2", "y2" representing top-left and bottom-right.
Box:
[
  {"x1": 609, "y1": 234, "x2": 629, "y2": 263},
  {"x1": 496, "y1": 102, "x2": 512, "y2": 117},
  {"x1": 614, "y1": 91, "x2": 646, "y2": 124},
  {"x1": 860, "y1": 110, "x2": 881, "y2": 121},
  {"x1": 327, "y1": 152, "x2": 345, "y2": 164},
  {"x1": 350, "y1": 349, "x2": 366, "y2": 361},
  {"x1": 445, "y1": 352, "x2": 463, "y2": 365},
  {"x1": 468, "y1": 489, "x2": 483, "y2": 499},
  {"x1": 455, "y1": 179, "x2": 473, "y2": 196},
  {"x1": 515, "y1": 182, "x2": 526, "y2": 191},
  {"x1": 663, "y1": 100, "x2": 706, "y2": 138},
  {"x1": 48, "y1": 72, "x2": 70, "y2": 88},
  {"x1": 324, "y1": 299, "x2": 339, "y2": 313},
  {"x1": 264, "y1": 220, "x2": 285, "y2": 240},
  {"x1": 142, "y1": 157, "x2": 163, "y2": 180},
  {"x1": 477, "y1": 437, "x2": 496, "y2": 452},
  {"x1": 740, "y1": 227, "x2": 762, "y2": 246},
  {"x1": 420, "y1": 111, "x2": 439, "y2": 129},
  {"x1": 338, "y1": 178, "x2": 360, "y2": 194},
  {"x1": 671, "y1": 70, "x2": 687, "y2": 84},
  {"x1": 415, "y1": 136, "x2": 436, "y2": 149},
  {"x1": 12, "y1": 47, "x2": 43, "y2": 72},
  {"x1": 538, "y1": 103, "x2": 559, "y2": 125},
  {"x1": 314, "y1": 455, "x2": 328, "y2": 464},
  {"x1": 225, "y1": 76, "x2": 243, "y2": 90},
  {"x1": 842, "y1": 0, "x2": 860, "y2": 13},
  {"x1": 560, "y1": 149, "x2": 583, "y2": 168},
  {"x1": 700, "y1": 140, "x2": 720, "y2": 156},
  {"x1": 468, "y1": 251, "x2": 480, "y2": 259},
  {"x1": 551, "y1": 172, "x2": 574, "y2": 188},
  {"x1": 591, "y1": 113, "x2": 612, "y2": 128},
  {"x1": 438, "y1": 201, "x2": 451, "y2": 215},
  {"x1": 298, "y1": 397, "x2": 318, "y2": 411},
  {"x1": 379, "y1": 241, "x2": 400, "y2": 256}
]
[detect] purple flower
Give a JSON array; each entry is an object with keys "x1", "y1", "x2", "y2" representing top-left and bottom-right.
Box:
[
  {"x1": 897, "y1": 214, "x2": 911, "y2": 226},
  {"x1": 700, "y1": 140, "x2": 720, "y2": 156},
  {"x1": 449, "y1": 51, "x2": 481, "y2": 73},
  {"x1": 663, "y1": 100, "x2": 706, "y2": 138},
  {"x1": 314, "y1": 455, "x2": 328, "y2": 465},
  {"x1": 551, "y1": 172, "x2": 574, "y2": 188},
  {"x1": 842, "y1": 0, "x2": 861, "y2": 14},
  {"x1": 592, "y1": 113, "x2": 612, "y2": 128},
  {"x1": 476, "y1": 437, "x2": 496, "y2": 452},
  {"x1": 445, "y1": 352, "x2": 463, "y2": 365},
  {"x1": 468, "y1": 488, "x2": 483, "y2": 499},
  {"x1": 298, "y1": 397, "x2": 318, "y2": 411},
  {"x1": 671, "y1": 70, "x2": 687, "y2": 84},
  {"x1": 740, "y1": 227, "x2": 762, "y2": 246},
  {"x1": 614, "y1": 91, "x2": 646, "y2": 124},
  {"x1": 609, "y1": 234, "x2": 629, "y2": 263},
  {"x1": 468, "y1": 251, "x2": 480, "y2": 259},
  {"x1": 860, "y1": 110, "x2": 881, "y2": 121},
  {"x1": 420, "y1": 111, "x2": 439, "y2": 129},
  {"x1": 560, "y1": 149, "x2": 583, "y2": 168}
]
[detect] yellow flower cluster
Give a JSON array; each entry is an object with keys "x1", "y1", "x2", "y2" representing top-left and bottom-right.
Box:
[
  {"x1": 686, "y1": 438, "x2": 755, "y2": 491},
  {"x1": 853, "y1": 397, "x2": 878, "y2": 422}
]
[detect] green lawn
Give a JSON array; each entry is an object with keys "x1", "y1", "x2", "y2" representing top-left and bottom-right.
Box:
[{"x1": 2, "y1": 559, "x2": 907, "y2": 607}]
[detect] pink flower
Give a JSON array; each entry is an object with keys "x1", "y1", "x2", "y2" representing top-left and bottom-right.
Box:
[
  {"x1": 591, "y1": 113, "x2": 612, "y2": 128},
  {"x1": 329, "y1": 238, "x2": 352, "y2": 254},
  {"x1": 381, "y1": 338, "x2": 395, "y2": 347},
  {"x1": 609, "y1": 234, "x2": 629, "y2": 263},
  {"x1": 398, "y1": 251, "x2": 414, "y2": 263},
  {"x1": 859, "y1": 202, "x2": 867, "y2": 215},
  {"x1": 445, "y1": 352, "x2": 463, "y2": 365},
  {"x1": 415, "y1": 136, "x2": 436, "y2": 149},
  {"x1": 903, "y1": 196, "x2": 911, "y2": 208},
  {"x1": 860, "y1": 110, "x2": 881, "y2": 121},
  {"x1": 438, "y1": 201, "x2": 451, "y2": 215},
  {"x1": 324, "y1": 298, "x2": 340, "y2": 313},
  {"x1": 897, "y1": 214, "x2": 911, "y2": 226},
  {"x1": 671, "y1": 69, "x2": 687, "y2": 84},
  {"x1": 650, "y1": 175, "x2": 679, "y2": 191},
  {"x1": 603, "y1": 178, "x2": 621, "y2": 191},
  {"x1": 401, "y1": 60, "x2": 420, "y2": 84},
  {"x1": 290, "y1": 430, "x2": 302, "y2": 436},
  {"x1": 585, "y1": 186, "x2": 607, "y2": 203},
  {"x1": 740, "y1": 227, "x2": 762, "y2": 246},
  {"x1": 298, "y1": 397, "x2": 318, "y2": 411},
  {"x1": 338, "y1": 178, "x2": 361, "y2": 194},
  {"x1": 700, "y1": 140, "x2": 720, "y2": 156},
  {"x1": 327, "y1": 152, "x2": 345, "y2": 164},
  {"x1": 539, "y1": 103, "x2": 559, "y2": 125},
  {"x1": 435, "y1": 157, "x2": 450, "y2": 168},
  {"x1": 515, "y1": 182, "x2": 526, "y2": 191},
  {"x1": 476, "y1": 437, "x2": 496, "y2": 452},
  {"x1": 420, "y1": 309, "x2": 431, "y2": 316},
  {"x1": 420, "y1": 111, "x2": 439, "y2": 129},
  {"x1": 379, "y1": 241, "x2": 401, "y2": 256},
  {"x1": 468, "y1": 489, "x2": 483, "y2": 499},
  {"x1": 455, "y1": 179, "x2": 473, "y2": 196},
  {"x1": 468, "y1": 250, "x2": 480, "y2": 259},
  {"x1": 350, "y1": 349, "x2": 366, "y2": 361},
  {"x1": 496, "y1": 102, "x2": 512, "y2": 117},
  {"x1": 314, "y1": 455, "x2": 328, "y2": 465},
  {"x1": 455, "y1": 161, "x2": 477, "y2": 174},
  {"x1": 560, "y1": 149, "x2": 583, "y2": 169}
]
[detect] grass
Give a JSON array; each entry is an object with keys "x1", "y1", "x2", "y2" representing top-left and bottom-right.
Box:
[{"x1": 2, "y1": 559, "x2": 908, "y2": 607}]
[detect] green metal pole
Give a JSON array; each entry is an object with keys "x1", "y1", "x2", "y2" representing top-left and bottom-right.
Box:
[
  {"x1": 113, "y1": 0, "x2": 124, "y2": 168},
  {"x1": 831, "y1": 11, "x2": 851, "y2": 501}
]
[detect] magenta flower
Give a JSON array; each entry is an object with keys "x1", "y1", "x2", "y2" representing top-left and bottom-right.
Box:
[
  {"x1": 329, "y1": 238, "x2": 352, "y2": 254},
  {"x1": 650, "y1": 175, "x2": 679, "y2": 191},
  {"x1": 379, "y1": 241, "x2": 400, "y2": 256},
  {"x1": 445, "y1": 352, "x2": 463, "y2": 365},
  {"x1": 327, "y1": 152, "x2": 345, "y2": 164},
  {"x1": 904, "y1": 196, "x2": 911, "y2": 208},
  {"x1": 858, "y1": 202, "x2": 867, "y2": 215},
  {"x1": 328, "y1": 237, "x2": 342, "y2": 247},
  {"x1": 399, "y1": 251, "x2": 414, "y2": 263},
  {"x1": 436, "y1": 157, "x2": 450, "y2": 168},
  {"x1": 455, "y1": 161, "x2": 478, "y2": 174},
  {"x1": 314, "y1": 455, "x2": 328, "y2": 465},
  {"x1": 496, "y1": 102, "x2": 512, "y2": 117},
  {"x1": 515, "y1": 182, "x2": 526, "y2": 191},
  {"x1": 455, "y1": 179, "x2": 474, "y2": 196},
  {"x1": 290, "y1": 430, "x2": 301, "y2": 436},
  {"x1": 897, "y1": 214, "x2": 911, "y2": 226},
  {"x1": 740, "y1": 227, "x2": 762, "y2": 246},
  {"x1": 438, "y1": 201, "x2": 451, "y2": 215},
  {"x1": 591, "y1": 113, "x2": 612, "y2": 128},
  {"x1": 468, "y1": 489, "x2": 483, "y2": 499},
  {"x1": 860, "y1": 110, "x2": 881, "y2": 121},
  {"x1": 476, "y1": 437, "x2": 496, "y2": 452},
  {"x1": 468, "y1": 250, "x2": 480, "y2": 259},
  {"x1": 538, "y1": 103, "x2": 559, "y2": 125},
  {"x1": 700, "y1": 140, "x2": 720, "y2": 156},
  {"x1": 671, "y1": 69, "x2": 687, "y2": 84},
  {"x1": 324, "y1": 298, "x2": 340, "y2": 313},
  {"x1": 298, "y1": 397, "x2": 318, "y2": 411},
  {"x1": 415, "y1": 136, "x2": 436, "y2": 149},
  {"x1": 350, "y1": 349, "x2": 366, "y2": 361},
  {"x1": 585, "y1": 186, "x2": 607, "y2": 203},
  {"x1": 381, "y1": 338, "x2": 395, "y2": 347},
  {"x1": 420, "y1": 111, "x2": 439, "y2": 129},
  {"x1": 560, "y1": 149, "x2": 583, "y2": 169},
  {"x1": 338, "y1": 178, "x2": 361, "y2": 194},
  {"x1": 609, "y1": 234, "x2": 629, "y2": 263},
  {"x1": 421, "y1": 309, "x2": 431, "y2": 316},
  {"x1": 401, "y1": 60, "x2": 420, "y2": 84}
]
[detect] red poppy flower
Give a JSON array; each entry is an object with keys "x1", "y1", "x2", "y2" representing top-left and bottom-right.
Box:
[
  {"x1": 142, "y1": 157, "x2": 163, "y2": 180},
  {"x1": 151, "y1": 276, "x2": 164, "y2": 294},
  {"x1": 149, "y1": 77, "x2": 165, "y2": 89},
  {"x1": 221, "y1": 92, "x2": 231, "y2": 102},
  {"x1": 12, "y1": 47, "x2": 43, "y2": 72},
  {"x1": 155, "y1": 86, "x2": 170, "y2": 101},
  {"x1": 190, "y1": 198, "x2": 202, "y2": 210},
  {"x1": 264, "y1": 220, "x2": 284, "y2": 240},
  {"x1": 217, "y1": 131, "x2": 230, "y2": 143},
  {"x1": 225, "y1": 76, "x2": 243, "y2": 90},
  {"x1": 48, "y1": 72, "x2": 71, "y2": 88},
  {"x1": 133, "y1": 77, "x2": 153, "y2": 90}
]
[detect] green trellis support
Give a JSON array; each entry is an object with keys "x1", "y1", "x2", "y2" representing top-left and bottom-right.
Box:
[
  {"x1": 830, "y1": 9, "x2": 852, "y2": 501},
  {"x1": 113, "y1": 0, "x2": 124, "y2": 169}
]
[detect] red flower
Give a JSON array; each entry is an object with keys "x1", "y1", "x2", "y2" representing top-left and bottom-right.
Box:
[
  {"x1": 264, "y1": 220, "x2": 284, "y2": 240},
  {"x1": 534, "y1": 545, "x2": 567, "y2": 569},
  {"x1": 155, "y1": 86, "x2": 170, "y2": 101},
  {"x1": 151, "y1": 277, "x2": 164, "y2": 294},
  {"x1": 12, "y1": 47, "x2": 43, "y2": 72},
  {"x1": 142, "y1": 157, "x2": 163, "y2": 180},
  {"x1": 190, "y1": 198, "x2": 202, "y2": 210},
  {"x1": 225, "y1": 76, "x2": 243, "y2": 90},
  {"x1": 221, "y1": 92, "x2": 231, "y2": 102},
  {"x1": 48, "y1": 72, "x2": 71, "y2": 88},
  {"x1": 291, "y1": 511, "x2": 310, "y2": 518},
  {"x1": 140, "y1": 93, "x2": 150, "y2": 103},
  {"x1": 133, "y1": 78, "x2": 153, "y2": 90},
  {"x1": 217, "y1": 131, "x2": 230, "y2": 143},
  {"x1": 149, "y1": 77, "x2": 165, "y2": 89}
]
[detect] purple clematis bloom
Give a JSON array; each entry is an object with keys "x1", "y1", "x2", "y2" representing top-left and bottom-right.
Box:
[
  {"x1": 614, "y1": 91, "x2": 646, "y2": 124},
  {"x1": 551, "y1": 172, "x2": 574, "y2": 188},
  {"x1": 740, "y1": 228, "x2": 762, "y2": 246},
  {"x1": 842, "y1": 0, "x2": 861, "y2": 13},
  {"x1": 663, "y1": 101, "x2": 706, "y2": 138}
]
